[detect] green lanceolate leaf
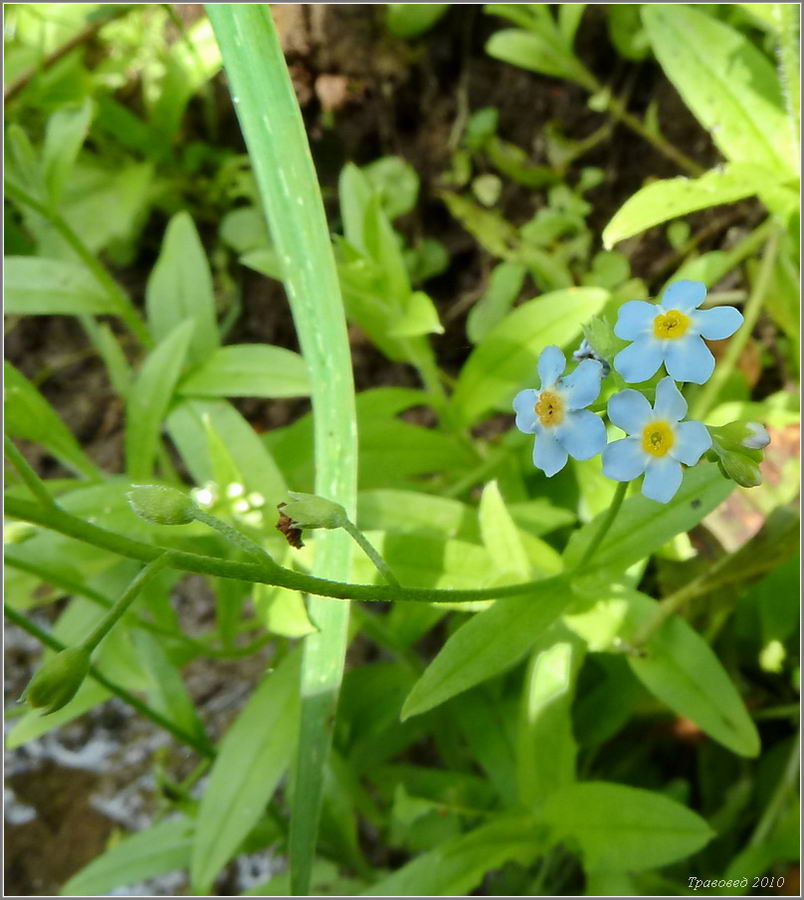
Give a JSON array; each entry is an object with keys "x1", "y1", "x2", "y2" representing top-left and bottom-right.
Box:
[
  {"x1": 623, "y1": 593, "x2": 760, "y2": 758},
  {"x1": 642, "y1": 5, "x2": 797, "y2": 176},
  {"x1": 60, "y1": 817, "x2": 193, "y2": 896},
  {"x1": 401, "y1": 575, "x2": 570, "y2": 719},
  {"x1": 5, "y1": 256, "x2": 120, "y2": 316},
  {"x1": 603, "y1": 164, "x2": 788, "y2": 248},
  {"x1": 145, "y1": 211, "x2": 220, "y2": 365},
  {"x1": 486, "y1": 29, "x2": 596, "y2": 91},
  {"x1": 190, "y1": 651, "x2": 301, "y2": 893},
  {"x1": 452, "y1": 287, "x2": 609, "y2": 425},
  {"x1": 178, "y1": 343, "x2": 310, "y2": 399},
  {"x1": 563, "y1": 464, "x2": 733, "y2": 580},
  {"x1": 362, "y1": 815, "x2": 547, "y2": 896},
  {"x1": 543, "y1": 781, "x2": 714, "y2": 870},
  {"x1": 5, "y1": 361, "x2": 101, "y2": 479},
  {"x1": 207, "y1": 8, "x2": 358, "y2": 895},
  {"x1": 125, "y1": 320, "x2": 194, "y2": 481}
]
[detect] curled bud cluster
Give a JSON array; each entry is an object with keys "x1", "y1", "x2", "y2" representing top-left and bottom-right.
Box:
[
  {"x1": 706, "y1": 422, "x2": 770, "y2": 488},
  {"x1": 275, "y1": 492, "x2": 348, "y2": 547}
]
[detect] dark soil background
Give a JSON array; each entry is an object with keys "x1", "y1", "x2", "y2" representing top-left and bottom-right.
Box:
[{"x1": 3, "y1": 5, "x2": 778, "y2": 895}]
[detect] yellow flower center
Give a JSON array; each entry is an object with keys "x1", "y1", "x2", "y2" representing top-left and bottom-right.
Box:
[
  {"x1": 653, "y1": 309, "x2": 691, "y2": 340},
  {"x1": 642, "y1": 420, "x2": 675, "y2": 458},
  {"x1": 535, "y1": 390, "x2": 565, "y2": 427}
]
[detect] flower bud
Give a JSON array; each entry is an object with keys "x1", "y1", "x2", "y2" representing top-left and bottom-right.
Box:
[
  {"x1": 280, "y1": 492, "x2": 347, "y2": 530},
  {"x1": 127, "y1": 485, "x2": 197, "y2": 526},
  {"x1": 707, "y1": 421, "x2": 769, "y2": 488},
  {"x1": 24, "y1": 647, "x2": 91, "y2": 714}
]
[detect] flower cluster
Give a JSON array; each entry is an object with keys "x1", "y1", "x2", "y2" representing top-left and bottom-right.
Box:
[{"x1": 513, "y1": 280, "x2": 757, "y2": 503}]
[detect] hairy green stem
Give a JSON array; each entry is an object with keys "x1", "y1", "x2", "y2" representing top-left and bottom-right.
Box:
[
  {"x1": 6, "y1": 493, "x2": 563, "y2": 605},
  {"x1": 192, "y1": 507, "x2": 274, "y2": 564},
  {"x1": 81, "y1": 553, "x2": 175, "y2": 653},
  {"x1": 571, "y1": 481, "x2": 629, "y2": 573},
  {"x1": 691, "y1": 227, "x2": 780, "y2": 420},
  {"x1": 5, "y1": 436, "x2": 57, "y2": 508},
  {"x1": 5, "y1": 183, "x2": 152, "y2": 346},
  {"x1": 342, "y1": 520, "x2": 400, "y2": 587},
  {"x1": 5, "y1": 605, "x2": 214, "y2": 758}
]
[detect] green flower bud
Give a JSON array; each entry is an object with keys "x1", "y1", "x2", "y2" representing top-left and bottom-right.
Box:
[
  {"x1": 24, "y1": 647, "x2": 92, "y2": 714},
  {"x1": 718, "y1": 452, "x2": 763, "y2": 488},
  {"x1": 707, "y1": 421, "x2": 769, "y2": 488},
  {"x1": 280, "y1": 492, "x2": 347, "y2": 530},
  {"x1": 127, "y1": 485, "x2": 197, "y2": 525}
]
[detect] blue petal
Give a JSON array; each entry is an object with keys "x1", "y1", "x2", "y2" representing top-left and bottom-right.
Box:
[
  {"x1": 642, "y1": 456, "x2": 683, "y2": 503},
  {"x1": 608, "y1": 389, "x2": 652, "y2": 435},
  {"x1": 533, "y1": 429, "x2": 568, "y2": 477},
  {"x1": 602, "y1": 437, "x2": 648, "y2": 481},
  {"x1": 693, "y1": 305, "x2": 744, "y2": 340},
  {"x1": 538, "y1": 345, "x2": 565, "y2": 389},
  {"x1": 660, "y1": 280, "x2": 706, "y2": 313},
  {"x1": 513, "y1": 389, "x2": 538, "y2": 433},
  {"x1": 669, "y1": 420, "x2": 712, "y2": 465},
  {"x1": 613, "y1": 337, "x2": 663, "y2": 383},
  {"x1": 664, "y1": 335, "x2": 715, "y2": 384},
  {"x1": 561, "y1": 359, "x2": 603, "y2": 410},
  {"x1": 556, "y1": 409, "x2": 606, "y2": 460},
  {"x1": 653, "y1": 376, "x2": 687, "y2": 422},
  {"x1": 614, "y1": 300, "x2": 658, "y2": 341}
]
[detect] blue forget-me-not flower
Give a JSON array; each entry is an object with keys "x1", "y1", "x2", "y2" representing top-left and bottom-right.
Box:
[
  {"x1": 613, "y1": 280, "x2": 743, "y2": 384},
  {"x1": 513, "y1": 345, "x2": 606, "y2": 477},
  {"x1": 602, "y1": 376, "x2": 712, "y2": 503}
]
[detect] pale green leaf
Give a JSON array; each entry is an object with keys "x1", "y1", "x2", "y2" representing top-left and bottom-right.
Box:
[
  {"x1": 623, "y1": 593, "x2": 760, "y2": 757},
  {"x1": 125, "y1": 320, "x2": 194, "y2": 481},
  {"x1": 145, "y1": 211, "x2": 220, "y2": 365},
  {"x1": 178, "y1": 344, "x2": 310, "y2": 398},
  {"x1": 642, "y1": 5, "x2": 797, "y2": 175},
  {"x1": 190, "y1": 651, "x2": 300, "y2": 893},
  {"x1": 603, "y1": 164, "x2": 786, "y2": 248},
  {"x1": 362, "y1": 816, "x2": 547, "y2": 895},
  {"x1": 401, "y1": 576, "x2": 570, "y2": 718},
  {"x1": 60, "y1": 817, "x2": 193, "y2": 896},
  {"x1": 5, "y1": 257, "x2": 118, "y2": 316},
  {"x1": 5, "y1": 361, "x2": 101, "y2": 478},
  {"x1": 451, "y1": 287, "x2": 609, "y2": 425},
  {"x1": 543, "y1": 781, "x2": 714, "y2": 870}
]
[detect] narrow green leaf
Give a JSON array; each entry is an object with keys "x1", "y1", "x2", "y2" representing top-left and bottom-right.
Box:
[
  {"x1": 362, "y1": 816, "x2": 547, "y2": 896},
  {"x1": 623, "y1": 593, "x2": 760, "y2": 757},
  {"x1": 60, "y1": 817, "x2": 193, "y2": 896},
  {"x1": 642, "y1": 5, "x2": 797, "y2": 175},
  {"x1": 401, "y1": 576, "x2": 570, "y2": 719},
  {"x1": 178, "y1": 343, "x2": 310, "y2": 398},
  {"x1": 486, "y1": 28, "x2": 596, "y2": 90},
  {"x1": 543, "y1": 781, "x2": 714, "y2": 870},
  {"x1": 132, "y1": 630, "x2": 209, "y2": 749},
  {"x1": 517, "y1": 627, "x2": 584, "y2": 807},
  {"x1": 451, "y1": 287, "x2": 609, "y2": 425},
  {"x1": 5, "y1": 361, "x2": 101, "y2": 478},
  {"x1": 42, "y1": 98, "x2": 94, "y2": 203},
  {"x1": 190, "y1": 651, "x2": 300, "y2": 893},
  {"x1": 125, "y1": 320, "x2": 194, "y2": 481},
  {"x1": 479, "y1": 480, "x2": 531, "y2": 579},
  {"x1": 563, "y1": 464, "x2": 733, "y2": 580},
  {"x1": 5, "y1": 256, "x2": 119, "y2": 316},
  {"x1": 145, "y1": 211, "x2": 220, "y2": 365},
  {"x1": 603, "y1": 164, "x2": 786, "y2": 248},
  {"x1": 207, "y1": 8, "x2": 358, "y2": 896},
  {"x1": 467, "y1": 261, "x2": 527, "y2": 344}
]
